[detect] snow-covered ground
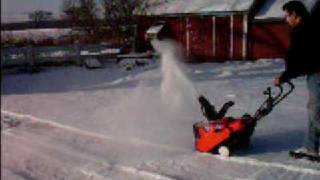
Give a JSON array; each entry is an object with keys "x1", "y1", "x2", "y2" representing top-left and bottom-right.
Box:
[{"x1": 1, "y1": 40, "x2": 320, "y2": 180}]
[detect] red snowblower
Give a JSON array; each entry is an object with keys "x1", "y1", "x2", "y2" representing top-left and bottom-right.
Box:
[{"x1": 193, "y1": 82, "x2": 295, "y2": 156}]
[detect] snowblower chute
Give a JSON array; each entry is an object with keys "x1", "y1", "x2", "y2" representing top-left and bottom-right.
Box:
[{"x1": 193, "y1": 82, "x2": 295, "y2": 156}]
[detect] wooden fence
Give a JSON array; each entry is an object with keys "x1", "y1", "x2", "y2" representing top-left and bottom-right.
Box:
[{"x1": 1, "y1": 43, "x2": 122, "y2": 68}]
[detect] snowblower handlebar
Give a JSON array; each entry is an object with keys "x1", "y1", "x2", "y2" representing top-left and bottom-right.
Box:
[
  {"x1": 197, "y1": 82, "x2": 294, "y2": 122},
  {"x1": 253, "y1": 81, "x2": 295, "y2": 121},
  {"x1": 273, "y1": 82, "x2": 295, "y2": 106}
]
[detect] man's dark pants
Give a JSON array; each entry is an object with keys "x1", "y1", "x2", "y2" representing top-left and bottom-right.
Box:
[{"x1": 305, "y1": 72, "x2": 320, "y2": 154}]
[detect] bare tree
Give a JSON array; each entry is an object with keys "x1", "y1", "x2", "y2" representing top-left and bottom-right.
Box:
[
  {"x1": 62, "y1": 0, "x2": 99, "y2": 40},
  {"x1": 101, "y1": 0, "x2": 166, "y2": 51},
  {"x1": 61, "y1": 0, "x2": 165, "y2": 46},
  {"x1": 78, "y1": 0, "x2": 99, "y2": 36},
  {"x1": 29, "y1": 10, "x2": 53, "y2": 28},
  {"x1": 102, "y1": 0, "x2": 165, "y2": 23},
  {"x1": 61, "y1": 0, "x2": 78, "y2": 22}
]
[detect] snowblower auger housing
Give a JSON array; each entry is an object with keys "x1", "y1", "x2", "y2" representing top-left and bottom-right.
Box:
[{"x1": 193, "y1": 82, "x2": 295, "y2": 156}]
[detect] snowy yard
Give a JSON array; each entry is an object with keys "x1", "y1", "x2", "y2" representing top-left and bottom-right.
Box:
[{"x1": 1, "y1": 40, "x2": 320, "y2": 180}]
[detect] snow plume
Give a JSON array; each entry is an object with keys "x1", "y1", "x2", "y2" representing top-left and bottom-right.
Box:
[
  {"x1": 152, "y1": 39, "x2": 199, "y2": 111},
  {"x1": 103, "y1": 39, "x2": 202, "y2": 152}
]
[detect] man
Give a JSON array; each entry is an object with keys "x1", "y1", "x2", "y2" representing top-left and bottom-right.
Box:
[{"x1": 273, "y1": 1, "x2": 320, "y2": 157}]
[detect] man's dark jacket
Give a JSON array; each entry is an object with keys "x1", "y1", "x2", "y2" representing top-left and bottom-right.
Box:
[{"x1": 280, "y1": 18, "x2": 320, "y2": 83}]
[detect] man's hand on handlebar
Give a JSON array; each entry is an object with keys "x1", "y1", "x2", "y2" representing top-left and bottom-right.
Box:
[{"x1": 273, "y1": 77, "x2": 281, "y2": 86}]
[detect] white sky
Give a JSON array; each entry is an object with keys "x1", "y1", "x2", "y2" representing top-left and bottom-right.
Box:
[{"x1": 1, "y1": 0, "x2": 63, "y2": 23}]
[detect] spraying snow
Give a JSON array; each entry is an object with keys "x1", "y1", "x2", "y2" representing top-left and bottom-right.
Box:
[
  {"x1": 101, "y1": 39, "x2": 202, "y2": 149},
  {"x1": 152, "y1": 39, "x2": 199, "y2": 112}
]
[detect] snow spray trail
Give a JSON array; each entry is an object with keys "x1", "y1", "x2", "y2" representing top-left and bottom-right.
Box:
[
  {"x1": 89, "y1": 39, "x2": 203, "y2": 156},
  {"x1": 151, "y1": 39, "x2": 199, "y2": 112}
]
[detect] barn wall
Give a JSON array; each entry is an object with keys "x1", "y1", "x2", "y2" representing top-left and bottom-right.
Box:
[
  {"x1": 186, "y1": 16, "x2": 214, "y2": 62},
  {"x1": 137, "y1": 14, "x2": 246, "y2": 62},
  {"x1": 203, "y1": 17, "x2": 214, "y2": 60},
  {"x1": 215, "y1": 16, "x2": 231, "y2": 61},
  {"x1": 232, "y1": 15, "x2": 244, "y2": 60},
  {"x1": 162, "y1": 17, "x2": 186, "y2": 48},
  {"x1": 249, "y1": 21, "x2": 291, "y2": 59}
]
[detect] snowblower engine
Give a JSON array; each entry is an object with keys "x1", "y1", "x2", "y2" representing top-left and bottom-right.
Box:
[{"x1": 193, "y1": 82, "x2": 295, "y2": 156}]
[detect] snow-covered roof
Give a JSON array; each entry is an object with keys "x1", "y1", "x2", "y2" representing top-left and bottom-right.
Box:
[
  {"x1": 255, "y1": 0, "x2": 317, "y2": 20},
  {"x1": 145, "y1": 0, "x2": 256, "y2": 15}
]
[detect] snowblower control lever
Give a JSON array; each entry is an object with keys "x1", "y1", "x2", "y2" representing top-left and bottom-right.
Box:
[
  {"x1": 198, "y1": 95, "x2": 234, "y2": 121},
  {"x1": 253, "y1": 82, "x2": 295, "y2": 121}
]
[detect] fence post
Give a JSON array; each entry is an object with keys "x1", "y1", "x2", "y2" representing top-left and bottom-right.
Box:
[
  {"x1": 27, "y1": 45, "x2": 35, "y2": 68},
  {"x1": 74, "y1": 41, "x2": 82, "y2": 66},
  {"x1": 1, "y1": 51, "x2": 5, "y2": 67},
  {"x1": 132, "y1": 24, "x2": 137, "y2": 53}
]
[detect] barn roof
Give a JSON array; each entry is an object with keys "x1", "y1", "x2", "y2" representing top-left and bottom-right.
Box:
[
  {"x1": 145, "y1": 0, "x2": 256, "y2": 15},
  {"x1": 255, "y1": 0, "x2": 317, "y2": 20}
]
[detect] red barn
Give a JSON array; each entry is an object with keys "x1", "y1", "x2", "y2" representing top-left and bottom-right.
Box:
[
  {"x1": 138, "y1": 0, "x2": 318, "y2": 61},
  {"x1": 137, "y1": 0, "x2": 258, "y2": 62},
  {"x1": 249, "y1": 0, "x2": 318, "y2": 59}
]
